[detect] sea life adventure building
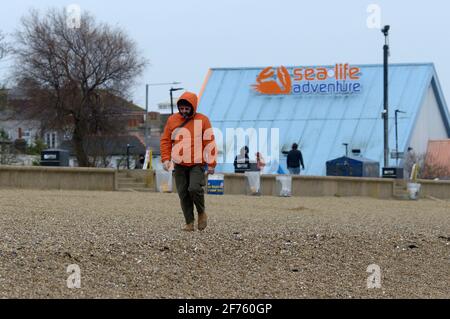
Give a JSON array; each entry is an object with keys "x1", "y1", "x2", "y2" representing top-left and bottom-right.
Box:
[{"x1": 198, "y1": 63, "x2": 450, "y2": 175}]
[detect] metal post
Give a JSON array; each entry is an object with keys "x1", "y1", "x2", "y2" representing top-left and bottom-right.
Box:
[
  {"x1": 170, "y1": 88, "x2": 174, "y2": 115},
  {"x1": 169, "y1": 87, "x2": 183, "y2": 115},
  {"x1": 395, "y1": 109, "x2": 406, "y2": 167},
  {"x1": 144, "y1": 81, "x2": 181, "y2": 136},
  {"x1": 395, "y1": 110, "x2": 398, "y2": 167},
  {"x1": 382, "y1": 25, "x2": 390, "y2": 168},
  {"x1": 145, "y1": 84, "x2": 149, "y2": 148},
  {"x1": 126, "y1": 144, "x2": 130, "y2": 170}
]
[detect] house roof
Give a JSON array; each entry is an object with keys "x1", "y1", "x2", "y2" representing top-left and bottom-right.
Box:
[
  {"x1": 2, "y1": 86, "x2": 145, "y2": 119},
  {"x1": 198, "y1": 63, "x2": 450, "y2": 175},
  {"x1": 60, "y1": 135, "x2": 146, "y2": 157},
  {"x1": 326, "y1": 155, "x2": 379, "y2": 164}
]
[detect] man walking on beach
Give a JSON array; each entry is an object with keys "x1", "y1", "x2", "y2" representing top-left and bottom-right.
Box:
[
  {"x1": 287, "y1": 143, "x2": 305, "y2": 175},
  {"x1": 160, "y1": 91, "x2": 216, "y2": 231}
]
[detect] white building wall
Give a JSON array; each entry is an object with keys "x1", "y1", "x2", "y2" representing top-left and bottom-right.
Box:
[
  {"x1": 409, "y1": 85, "x2": 448, "y2": 155},
  {"x1": 0, "y1": 119, "x2": 41, "y2": 145}
]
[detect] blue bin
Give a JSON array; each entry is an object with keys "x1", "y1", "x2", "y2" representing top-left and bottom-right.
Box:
[{"x1": 207, "y1": 174, "x2": 224, "y2": 195}]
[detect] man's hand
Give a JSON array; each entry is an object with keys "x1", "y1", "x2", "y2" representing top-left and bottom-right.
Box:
[
  {"x1": 163, "y1": 160, "x2": 171, "y2": 171},
  {"x1": 207, "y1": 166, "x2": 215, "y2": 175}
]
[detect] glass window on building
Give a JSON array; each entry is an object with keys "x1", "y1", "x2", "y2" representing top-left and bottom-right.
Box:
[
  {"x1": 45, "y1": 132, "x2": 58, "y2": 149},
  {"x1": 23, "y1": 130, "x2": 31, "y2": 143},
  {"x1": 62, "y1": 127, "x2": 73, "y2": 141},
  {"x1": 63, "y1": 131, "x2": 72, "y2": 141}
]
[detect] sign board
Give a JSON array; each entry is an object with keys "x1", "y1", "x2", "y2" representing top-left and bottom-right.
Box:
[
  {"x1": 382, "y1": 167, "x2": 404, "y2": 179},
  {"x1": 390, "y1": 151, "x2": 404, "y2": 159},
  {"x1": 143, "y1": 148, "x2": 152, "y2": 170},
  {"x1": 252, "y1": 63, "x2": 362, "y2": 96},
  {"x1": 207, "y1": 174, "x2": 224, "y2": 195}
]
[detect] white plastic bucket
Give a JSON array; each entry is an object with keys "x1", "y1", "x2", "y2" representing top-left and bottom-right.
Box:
[
  {"x1": 245, "y1": 171, "x2": 261, "y2": 195},
  {"x1": 407, "y1": 182, "x2": 421, "y2": 200},
  {"x1": 155, "y1": 169, "x2": 173, "y2": 193},
  {"x1": 276, "y1": 175, "x2": 292, "y2": 197}
]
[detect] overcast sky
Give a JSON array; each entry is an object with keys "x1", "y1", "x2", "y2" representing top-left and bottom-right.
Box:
[{"x1": 1, "y1": 0, "x2": 449, "y2": 112}]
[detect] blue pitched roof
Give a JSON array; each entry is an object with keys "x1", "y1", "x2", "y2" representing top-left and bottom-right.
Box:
[{"x1": 198, "y1": 63, "x2": 450, "y2": 175}]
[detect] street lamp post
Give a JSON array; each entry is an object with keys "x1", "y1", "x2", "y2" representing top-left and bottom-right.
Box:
[
  {"x1": 169, "y1": 87, "x2": 184, "y2": 115},
  {"x1": 144, "y1": 82, "x2": 181, "y2": 147},
  {"x1": 382, "y1": 25, "x2": 390, "y2": 169},
  {"x1": 395, "y1": 109, "x2": 406, "y2": 166},
  {"x1": 145, "y1": 84, "x2": 149, "y2": 147},
  {"x1": 126, "y1": 144, "x2": 134, "y2": 170}
]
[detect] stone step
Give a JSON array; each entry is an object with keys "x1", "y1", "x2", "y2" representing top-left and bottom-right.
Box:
[
  {"x1": 117, "y1": 187, "x2": 154, "y2": 193},
  {"x1": 394, "y1": 192, "x2": 409, "y2": 198},
  {"x1": 394, "y1": 194, "x2": 410, "y2": 200},
  {"x1": 117, "y1": 188, "x2": 135, "y2": 192},
  {"x1": 130, "y1": 187, "x2": 154, "y2": 192},
  {"x1": 393, "y1": 186, "x2": 411, "y2": 200},
  {"x1": 393, "y1": 180, "x2": 410, "y2": 199},
  {"x1": 394, "y1": 183, "x2": 407, "y2": 188},
  {"x1": 118, "y1": 182, "x2": 147, "y2": 188}
]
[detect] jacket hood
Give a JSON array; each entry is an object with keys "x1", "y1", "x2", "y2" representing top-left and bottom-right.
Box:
[{"x1": 177, "y1": 91, "x2": 198, "y2": 116}]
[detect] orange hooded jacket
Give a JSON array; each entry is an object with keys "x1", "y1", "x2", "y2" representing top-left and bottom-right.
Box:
[{"x1": 160, "y1": 92, "x2": 217, "y2": 167}]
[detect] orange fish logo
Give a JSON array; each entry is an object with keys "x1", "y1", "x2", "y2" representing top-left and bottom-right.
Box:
[{"x1": 253, "y1": 66, "x2": 292, "y2": 95}]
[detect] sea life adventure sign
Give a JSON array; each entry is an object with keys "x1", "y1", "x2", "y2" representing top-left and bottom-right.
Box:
[{"x1": 252, "y1": 64, "x2": 362, "y2": 96}]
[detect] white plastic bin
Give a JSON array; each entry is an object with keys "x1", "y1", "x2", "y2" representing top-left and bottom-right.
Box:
[
  {"x1": 407, "y1": 182, "x2": 421, "y2": 200},
  {"x1": 245, "y1": 171, "x2": 261, "y2": 196},
  {"x1": 276, "y1": 175, "x2": 292, "y2": 197},
  {"x1": 155, "y1": 169, "x2": 173, "y2": 193}
]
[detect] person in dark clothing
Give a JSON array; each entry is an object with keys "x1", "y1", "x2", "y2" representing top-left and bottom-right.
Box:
[
  {"x1": 134, "y1": 154, "x2": 145, "y2": 169},
  {"x1": 287, "y1": 143, "x2": 304, "y2": 175},
  {"x1": 234, "y1": 146, "x2": 250, "y2": 173}
]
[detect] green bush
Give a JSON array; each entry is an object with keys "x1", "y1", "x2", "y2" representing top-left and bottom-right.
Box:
[
  {"x1": 0, "y1": 128, "x2": 9, "y2": 140},
  {"x1": 27, "y1": 139, "x2": 47, "y2": 155},
  {"x1": 14, "y1": 138, "x2": 27, "y2": 153}
]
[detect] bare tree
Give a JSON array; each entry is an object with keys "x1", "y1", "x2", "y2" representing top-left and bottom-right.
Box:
[
  {"x1": 13, "y1": 9, "x2": 147, "y2": 166},
  {"x1": 0, "y1": 30, "x2": 9, "y2": 89},
  {"x1": 0, "y1": 31, "x2": 7, "y2": 60},
  {"x1": 422, "y1": 154, "x2": 450, "y2": 180},
  {"x1": 404, "y1": 150, "x2": 450, "y2": 180}
]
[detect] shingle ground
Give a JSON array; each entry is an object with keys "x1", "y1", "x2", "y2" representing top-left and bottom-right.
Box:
[{"x1": 0, "y1": 189, "x2": 448, "y2": 298}]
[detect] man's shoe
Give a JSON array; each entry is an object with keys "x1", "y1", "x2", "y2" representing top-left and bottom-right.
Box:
[
  {"x1": 182, "y1": 222, "x2": 195, "y2": 232},
  {"x1": 198, "y1": 212, "x2": 207, "y2": 231}
]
